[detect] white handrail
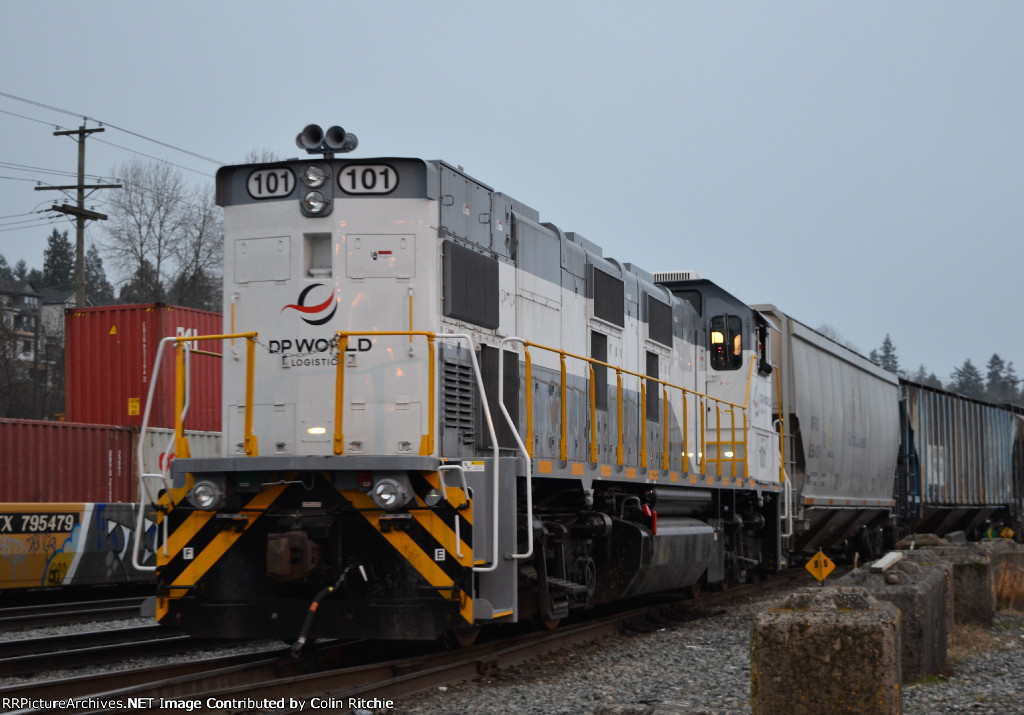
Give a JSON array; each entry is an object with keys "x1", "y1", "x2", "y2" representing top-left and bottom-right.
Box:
[
  {"x1": 131, "y1": 335, "x2": 178, "y2": 572},
  {"x1": 780, "y1": 468, "x2": 794, "y2": 540},
  {"x1": 438, "y1": 464, "x2": 469, "y2": 559},
  {"x1": 498, "y1": 336, "x2": 534, "y2": 560},
  {"x1": 437, "y1": 333, "x2": 501, "y2": 573}
]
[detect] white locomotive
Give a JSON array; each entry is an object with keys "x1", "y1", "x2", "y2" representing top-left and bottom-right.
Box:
[{"x1": 141, "y1": 125, "x2": 911, "y2": 643}]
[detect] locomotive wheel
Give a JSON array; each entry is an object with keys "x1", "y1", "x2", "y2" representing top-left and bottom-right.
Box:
[
  {"x1": 532, "y1": 614, "x2": 561, "y2": 631},
  {"x1": 446, "y1": 625, "x2": 481, "y2": 648},
  {"x1": 686, "y1": 582, "x2": 703, "y2": 600}
]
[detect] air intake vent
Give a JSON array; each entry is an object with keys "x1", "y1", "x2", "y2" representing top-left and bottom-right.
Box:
[
  {"x1": 653, "y1": 270, "x2": 702, "y2": 283},
  {"x1": 442, "y1": 359, "x2": 476, "y2": 445}
]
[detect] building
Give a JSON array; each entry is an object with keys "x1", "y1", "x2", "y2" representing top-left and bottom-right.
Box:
[
  {"x1": 0, "y1": 279, "x2": 43, "y2": 364},
  {"x1": 0, "y1": 280, "x2": 71, "y2": 419}
]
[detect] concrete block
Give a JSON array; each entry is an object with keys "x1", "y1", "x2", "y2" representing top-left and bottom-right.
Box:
[
  {"x1": 894, "y1": 533, "x2": 949, "y2": 549},
  {"x1": 978, "y1": 539, "x2": 1024, "y2": 610},
  {"x1": 907, "y1": 544, "x2": 995, "y2": 626},
  {"x1": 751, "y1": 587, "x2": 901, "y2": 715},
  {"x1": 838, "y1": 557, "x2": 949, "y2": 683}
]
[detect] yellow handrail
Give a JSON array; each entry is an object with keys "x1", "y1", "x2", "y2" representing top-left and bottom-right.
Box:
[
  {"x1": 333, "y1": 330, "x2": 437, "y2": 456},
  {"x1": 525, "y1": 351, "x2": 534, "y2": 458},
  {"x1": 559, "y1": 353, "x2": 568, "y2": 461},
  {"x1": 511, "y1": 339, "x2": 748, "y2": 476},
  {"x1": 172, "y1": 332, "x2": 259, "y2": 458}
]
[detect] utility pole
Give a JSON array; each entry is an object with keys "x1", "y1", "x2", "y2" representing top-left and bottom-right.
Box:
[{"x1": 36, "y1": 124, "x2": 121, "y2": 307}]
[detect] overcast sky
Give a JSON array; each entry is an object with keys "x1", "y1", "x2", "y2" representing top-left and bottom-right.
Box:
[{"x1": 1, "y1": 2, "x2": 1021, "y2": 384}]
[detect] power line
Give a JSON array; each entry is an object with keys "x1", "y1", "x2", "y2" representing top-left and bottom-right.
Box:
[
  {"x1": 0, "y1": 107, "x2": 61, "y2": 127},
  {"x1": 0, "y1": 160, "x2": 111, "y2": 181},
  {"x1": 0, "y1": 175, "x2": 53, "y2": 184},
  {"x1": 0, "y1": 217, "x2": 59, "y2": 233},
  {"x1": 0, "y1": 210, "x2": 42, "y2": 220},
  {"x1": 0, "y1": 90, "x2": 227, "y2": 166},
  {"x1": 93, "y1": 137, "x2": 215, "y2": 178}
]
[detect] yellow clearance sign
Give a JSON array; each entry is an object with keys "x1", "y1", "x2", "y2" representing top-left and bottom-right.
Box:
[{"x1": 806, "y1": 550, "x2": 836, "y2": 582}]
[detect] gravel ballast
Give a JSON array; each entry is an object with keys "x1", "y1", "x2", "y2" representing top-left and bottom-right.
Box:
[{"x1": 390, "y1": 591, "x2": 1024, "y2": 715}]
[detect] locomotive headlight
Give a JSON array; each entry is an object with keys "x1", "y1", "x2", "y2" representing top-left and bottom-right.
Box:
[
  {"x1": 188, "y1": 479, "x2": 225, "y2": 511},
  {"x1": 302, "y1": 164, "x2": 328, "y2": 188},
  {"x1": 370, "y1": 475, "x2": 413, "y2": 511},
  {"x1": 302, "y1": 190, "x2": 328, "y2": 214}
]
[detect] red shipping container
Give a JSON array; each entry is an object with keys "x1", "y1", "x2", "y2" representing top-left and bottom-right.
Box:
[
  {"x1": 65, "y1": 303, "x2": 224, "y2": 431},
  {"x1": 0, "y1": 419, "x2": 136, "y2": 502}
]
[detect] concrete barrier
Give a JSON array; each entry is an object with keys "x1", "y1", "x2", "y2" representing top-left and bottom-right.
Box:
[
  {"x1": 978, "y1": 538, "x2": 1024, "y2": 610},
  {"x1": 838, "y1": 556, "x2": 949, "y2": 683},
  {"x1": 908, "y1": 544, "x2": 995, "y2": 626},
  {"x1": 750, "y1": 587, "x2": 901, "y2": 715}
]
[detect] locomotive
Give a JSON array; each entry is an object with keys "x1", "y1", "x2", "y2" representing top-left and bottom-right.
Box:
[{"x1": 135, "y1": 125, "x2": 1023, "y2": 644}]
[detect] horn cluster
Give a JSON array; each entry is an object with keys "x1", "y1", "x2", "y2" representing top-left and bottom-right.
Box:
[{"x1": 295, "y1": 124, "x2": 359, "y2": 156}]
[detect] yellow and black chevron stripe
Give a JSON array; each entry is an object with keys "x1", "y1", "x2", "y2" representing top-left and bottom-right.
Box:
[
  {"x1": 347, "y1": 470, "x2": 474, "y2": 624},
  {"x1": 156, "y1": 471, "x2": 474, "y2": 627},
  {"x1": 155, "y1": 483, "x2": 287, "y2": 622}
]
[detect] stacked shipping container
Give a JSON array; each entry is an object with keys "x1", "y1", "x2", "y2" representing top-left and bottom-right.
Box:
[
  {"x1": 0, "y1": 421, "x2": 221, "y2": 502},
  {"x1": 64, "y1": 303, "x2": 223, "y2": 431},
  {"x1": 0, "y1": 304, "x2": 224, "y2": 503}
]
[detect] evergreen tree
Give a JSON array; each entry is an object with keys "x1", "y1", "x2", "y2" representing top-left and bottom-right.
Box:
[
  {"x1": 985, "y1": 354, "x2": 1009, "y2": 402},
  {"x1": 878, "y1": 335, "x2": 899, "y2": 374},
  {"x1": 1005, "y1": 362, "x2": 1022, "y2": 406},
  {"x1": 117, "y1": 259, "x2": 163, "y2": 304},
  {"x1": 0, "y1": 254, "x2": 13, "y2": 281},
  {"x1": 950, "y1": 359, "x2": 985, "y2": 398},
  {"x1": 41, "y1": 229, "x2": 75, "y2": 288},
  {"x1": 169, "y1": 267, "x2": 219, "y2": 312},
  {"x1": 13, "y1": 259, "x2": 27, "y2": 281},
  {"x1": 84, "y1": 244, "x2": 115, "y2": 305},
  {"x1": 912, "y1": 364, "x2": 943, "y2": 389}
]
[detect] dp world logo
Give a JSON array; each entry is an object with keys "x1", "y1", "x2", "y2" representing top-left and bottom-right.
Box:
[{"x1": 282, "y1": 284, "x2": 337, "y2": 326}]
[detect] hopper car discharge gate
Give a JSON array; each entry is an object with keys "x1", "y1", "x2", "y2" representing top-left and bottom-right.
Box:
[{"x1": 134, "y1": 326, "x2": 788, "y2": 642}]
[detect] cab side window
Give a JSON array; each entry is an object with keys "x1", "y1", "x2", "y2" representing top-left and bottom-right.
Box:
[{"x1": 710, "y1": 315, "x2": 743, "y2": 371}]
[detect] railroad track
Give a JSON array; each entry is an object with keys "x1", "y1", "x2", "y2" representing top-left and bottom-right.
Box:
[
  {"x1": 0, "y1": 597, "x2": 145, "y2": 631},
  {"x1": 0, "y1": 625, "x2": 222, "y2": 678},
  {"x1": 0, "y1": 572, "x2": 810, "y2": 714}
]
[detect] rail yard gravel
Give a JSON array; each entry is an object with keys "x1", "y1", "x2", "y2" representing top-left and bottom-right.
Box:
[
  {"x1": 3, "y1": 587, "x2": 1022, "y2": 713},
  {"x1": 390, "y1": 589, "x2": 1024, "y2": 715}
]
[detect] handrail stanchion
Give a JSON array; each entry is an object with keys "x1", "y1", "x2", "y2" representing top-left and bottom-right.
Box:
[
  {"x1": 422, "y1": 335, "x2": 436, "y2": 455},
  {"x1": 718, "y1": 404, "x2": 725, "y2": 476},
  {"x1": 524, "y1": 348, "x2": 534, "y2": 458},
  {"x1": 616, "y1": 369, "x2": 624, "y2": 466},
  {"x1": 559, "y1": 352, "x2": 568, "y2": 462},
  {"x1": 640, "y1": 380, "x2": 647, "y2": 469},
  {"x1": 244, "y1": 336, "x2": 257, "y2": 455},
  {"x1": 589, "y1": 363, "x2": 598, "y2": 463},
  {"x1": 334, "y1": 335, "x2": 348, "y2": 456},
  {"x1": 699, "y1": 396, "x2": 707, "y2": 474},
  {"x1": 730, "y1": 407, "x2": 737, "y2": 478},
  {"x1": 662, "y1": 385, "x2": 669, "y2": 472},
  {"x1": 742, "y1": 409, "x2": 748, "y2": 479},
  {"x1": 683, "y1": 392, "x2": 689, "y2": 473}
]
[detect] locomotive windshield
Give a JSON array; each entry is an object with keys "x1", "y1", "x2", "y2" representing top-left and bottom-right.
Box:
[{"x1": 710, "y1": 314, "x2": 743, "y2": 371}]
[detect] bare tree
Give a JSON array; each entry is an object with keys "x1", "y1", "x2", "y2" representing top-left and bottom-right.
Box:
[
  {"x1": 244, "y1": 148, "x2": 282, "y2": 163},
  {"x1": 169, "y1": 184, "x2": 222, "y2": 310},
  {"x1": 103, "y1": 160, "x2": 222, "y2": 308}
]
